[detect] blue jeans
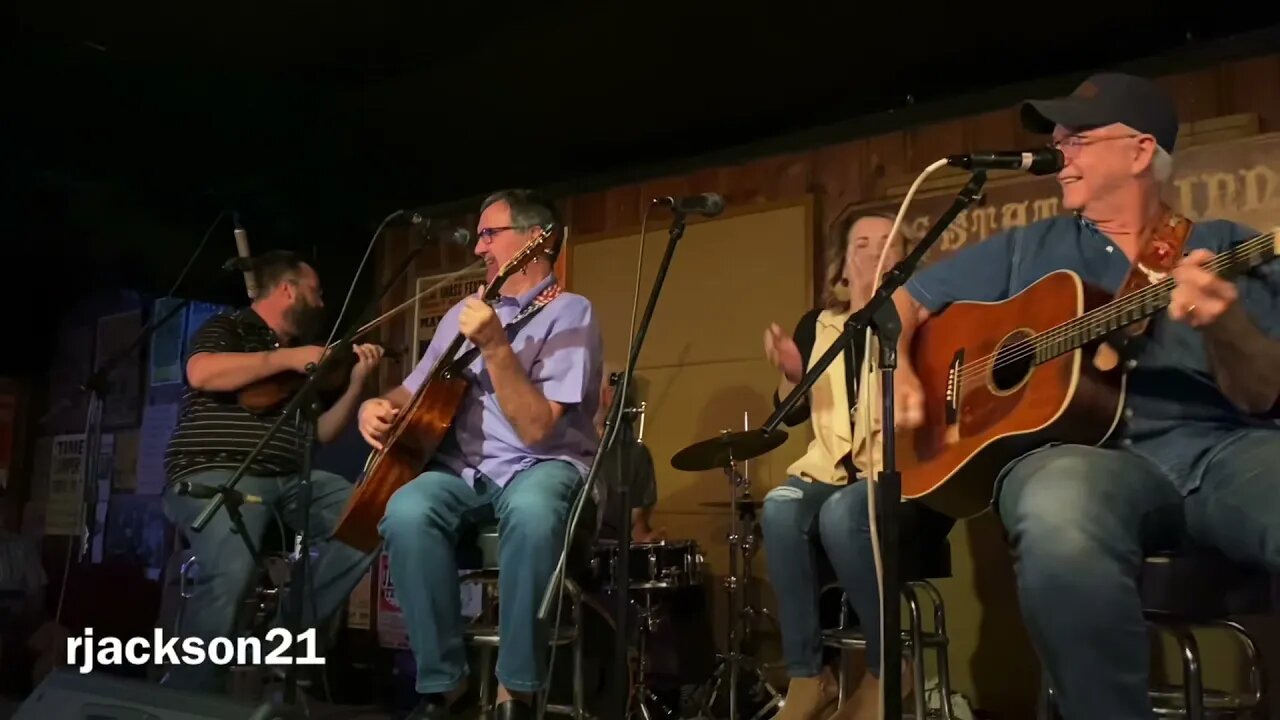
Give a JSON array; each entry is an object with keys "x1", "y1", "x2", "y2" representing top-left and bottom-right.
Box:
[
  {"x1": 160, "y1": 468, "x2": 376, "y2": 692},
  {"x1": 761, "y1": 476, "x2": 862, "y2": 677},
  {"x1": 764, "y1": 475, "x2": 954, "y2": 680},
  {"x1": 377, "y1": 460, "x2": 583, "y2": 695},
  {"x1": 998, "y1": 428, "x2": 1280, "y2": 720}
]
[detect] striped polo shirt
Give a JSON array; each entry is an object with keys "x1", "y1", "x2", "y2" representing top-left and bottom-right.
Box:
[{"x1": 163, "y1": 308, "x2": 308, "y2": 485}]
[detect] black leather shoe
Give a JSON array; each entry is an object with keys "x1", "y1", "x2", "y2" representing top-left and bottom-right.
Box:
[
  {"x1": 405, "y1": 694, "x2": 456, "y2": 719},
  {"x1": 493, "y1": 698, "x2": 535, "y2": 720}
]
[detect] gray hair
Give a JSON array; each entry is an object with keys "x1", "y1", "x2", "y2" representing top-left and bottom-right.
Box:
[
  {"x1": 1152, "y1": 146, "x2": 1173, "y2": 183},
  {"x1": 1117, "y1": 123, "x2": 1174, "y2": 184},
  {"x1": 480, "y1": 188, "x2": 562, "y2": 261}
]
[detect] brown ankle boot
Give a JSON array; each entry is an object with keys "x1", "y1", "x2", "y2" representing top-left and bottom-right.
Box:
[{"x1": 775, "y1": 675, "x2": 837, "y2": 720}]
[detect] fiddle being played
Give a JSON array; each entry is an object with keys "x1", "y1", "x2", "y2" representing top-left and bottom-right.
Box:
[
  {"x1": 356, "y1": 189, "x2": 602, "y2": 720},
  {"x1": 160, "y1": 249, "x2": 382, "y2": 694}
]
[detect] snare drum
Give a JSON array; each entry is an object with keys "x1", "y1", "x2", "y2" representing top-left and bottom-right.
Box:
[{"x1": 591, "y1": 539, "x2": 704, "y2": 591}]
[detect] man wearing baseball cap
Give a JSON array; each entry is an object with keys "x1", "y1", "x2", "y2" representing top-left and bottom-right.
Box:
[{"x1": 831, "y1": 73, "x2": 1280, "y2": 720}]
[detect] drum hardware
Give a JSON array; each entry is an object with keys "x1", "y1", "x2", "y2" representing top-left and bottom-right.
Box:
[
  {"x1": 630, "y1": 591, "x2": 676, "y2": 720},
  {"x1": 622, "y1": 400, "x2": 647, "y2": 442},
  {"x1": 672, "y1": 419, "x2": 788, "y2": 720},
  {"x1": 593, "y1": 537, "x2": 705, "y2": 718}
]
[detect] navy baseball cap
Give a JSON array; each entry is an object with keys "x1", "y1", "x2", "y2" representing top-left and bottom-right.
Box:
[{"x1": 1020, "y1": 73, "x2": 1179, "y2": 153}]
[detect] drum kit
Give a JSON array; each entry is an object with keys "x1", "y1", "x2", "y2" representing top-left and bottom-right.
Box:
[
  {"x1": 671, "y1": 424, "x2": 790, "y2": 720},
  {"x1": 573, "y1": 405, "x2": 792, "y2": 720}
]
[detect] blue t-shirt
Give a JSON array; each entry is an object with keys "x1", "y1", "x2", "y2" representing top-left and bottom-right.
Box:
[{"x1": 905, "y1": 214, "x2": 1280, "y2": 494}]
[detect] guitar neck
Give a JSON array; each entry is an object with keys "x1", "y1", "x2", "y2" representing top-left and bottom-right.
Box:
[
  {"x1": 436, "y1": 331, "x2": 472, "y2": 378},
  {"x1": 1031, "y1": 230, "x2": 1278, "y2": 365}
]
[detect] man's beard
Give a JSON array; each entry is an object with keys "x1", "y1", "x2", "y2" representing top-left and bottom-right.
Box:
[{"x1": 285, "y1": 299, "x2": 326, "y2": 343}]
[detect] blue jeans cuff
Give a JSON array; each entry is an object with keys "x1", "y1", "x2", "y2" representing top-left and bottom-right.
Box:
[
  {"x1": 416, "y1": 668, "x2": 468, "y2": 695},
  {"x1": 494, "y1": 670, "x2": 545, "y2": 693}
]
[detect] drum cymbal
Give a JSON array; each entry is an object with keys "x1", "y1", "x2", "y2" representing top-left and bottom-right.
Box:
[{"x1": 670, "y1": 428, "x2": 788, "y2": 472}]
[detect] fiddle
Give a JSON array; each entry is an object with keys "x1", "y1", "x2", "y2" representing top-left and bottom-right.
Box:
[
  {"x1": 235, "y1": 258, "x2": 486, "y2": 415},
  {"x1": 237, "y1": 344, "x2": 360, "y2": 415}
]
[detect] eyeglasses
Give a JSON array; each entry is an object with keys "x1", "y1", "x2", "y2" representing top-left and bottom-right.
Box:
[
  {"x1": 476, "y1": 226, "x2": 523, "y2": 244},
  {"x1": 1049, "y1": 132, "x2": 1141, "y2": 156}
]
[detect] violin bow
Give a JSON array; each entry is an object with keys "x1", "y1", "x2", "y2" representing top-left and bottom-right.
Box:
[{"x1": 326, "y1": 259, "x2": 487, "y2": 350}]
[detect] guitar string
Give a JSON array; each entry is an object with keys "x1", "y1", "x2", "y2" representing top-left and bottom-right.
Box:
[
  {"x1": 953, "y1": 231, "x2": 1276, "y2": 383},
  {"x1": 952, "y1": 231, "x2": 1276, "y2": 384},
  {"x1": 954, "y1": 230, "x2": 1275, "y2": 383}
]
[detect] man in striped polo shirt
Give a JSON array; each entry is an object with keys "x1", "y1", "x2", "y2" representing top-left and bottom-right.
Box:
[{"x1": 161, "y1": 250, "x2": 382, "y2": 693}]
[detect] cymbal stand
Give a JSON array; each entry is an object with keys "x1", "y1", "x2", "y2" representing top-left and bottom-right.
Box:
[
  {"x1": 734, "y1": 412, "x2": 778, "y2": 659},
  {"x1": 701, "y1": 436, "x2": 782, "y2": 720},
  {"x1": 621, "y1": 399, "x2": 672, "y2": 720},
  {"x1": 630, "y1": 589, "x2": 674, "y2": 720}
]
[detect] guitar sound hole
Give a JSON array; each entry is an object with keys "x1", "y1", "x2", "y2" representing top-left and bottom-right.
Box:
[{"x1": 990, "y1": 330, "x2": 1034, "y2": 393}]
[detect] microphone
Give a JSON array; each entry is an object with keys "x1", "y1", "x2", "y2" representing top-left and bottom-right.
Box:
[
  {"x1": 176, "y1": 481, "x2": 263, "y2": 505},
  {"x1": 444, "y1": 227, "x2": 473, "y2": 246},
  {"x1": 652, "y1": 192, "x2": 726, "y2": 217},
  {"x1": 946, "y1": 148, "x2": 1064, "y2": 176},
  {"x1": 232, "y1": 213, "x2": 257, "y2": 300}
]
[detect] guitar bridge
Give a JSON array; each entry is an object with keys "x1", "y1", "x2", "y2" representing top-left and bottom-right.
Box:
[{"x1": 945, "y1": 349, "x2": 963, "y2": 425}]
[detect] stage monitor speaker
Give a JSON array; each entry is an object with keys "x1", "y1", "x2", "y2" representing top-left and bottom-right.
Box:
[{"x1": 14, "y1": 669, "x2": 262, "y2": 719}]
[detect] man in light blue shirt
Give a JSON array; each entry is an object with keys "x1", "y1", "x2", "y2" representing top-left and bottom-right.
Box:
[{"x1": 358, "y1": 189, "x2": 602, "y2": 720}]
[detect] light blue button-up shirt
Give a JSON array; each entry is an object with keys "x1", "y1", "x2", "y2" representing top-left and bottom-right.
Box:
[{"x1": 402, "y1": 273, "x2": 603, "y2": 487}]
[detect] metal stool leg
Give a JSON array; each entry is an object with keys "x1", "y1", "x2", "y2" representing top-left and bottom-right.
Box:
[
  {"x1": 480, "y1": 582, "x2": 497, "y2": 713},
  {"x1": 904, "y1": 588, "x2": 926, "y2": 720},
  {"x1": 912, "y1": 580, "x2": 956, "y2": 720},
  {"x1": 571, "y1": 581, "x2": 585, "y2": 720},
  {"x1": 838, "y1": 595, "x2": 851, "y2": 707},
  {"x1": 1169, "y1": 625, "x2": 1204, "y2": 720},
  {"x1": 176, "y1": 554, "x2": 199, "y2": 635},
  {"x1": 1217, "y1": 619, "x2": 1265, "y2": 712}
]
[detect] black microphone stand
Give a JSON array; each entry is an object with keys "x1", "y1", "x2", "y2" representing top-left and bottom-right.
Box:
[
  {"x1": 190, "y1": 212, "x2": 434, "y2": 720},
  {"x1": 538, "y1": 208, "x2": 689, "y2": 720},
  {"x1": 761, "y1": 170, "x2": 986, "y2": 720},
  {"x1": 180, "y1": 482, "x2": 273, "y2": 608}
]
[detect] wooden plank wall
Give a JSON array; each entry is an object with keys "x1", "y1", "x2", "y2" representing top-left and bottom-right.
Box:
[
  {"x1": 377, "y1": 56, "x2": 1280, "y2": 381},
  {"x1": 561, "y1": 55, "x2": 1280, "y2": 244}
]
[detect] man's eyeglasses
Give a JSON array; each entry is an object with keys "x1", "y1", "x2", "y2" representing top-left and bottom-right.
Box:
[
  {"x1": 1049, "y1": 133, "x2": 1141, "y2": 156},
  {"x1": 476, "y1": 225, "x2": 526, "y2": 244}
]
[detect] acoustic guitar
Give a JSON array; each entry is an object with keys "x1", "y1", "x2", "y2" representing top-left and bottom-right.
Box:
[
  {"x1": 855, "y1": 226, "x2": 1277, "y2": 520},
  {"x1": 330, "y1": 226, "x2": 558, "y2": 552}
]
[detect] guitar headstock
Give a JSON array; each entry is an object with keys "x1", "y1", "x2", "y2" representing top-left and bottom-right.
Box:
[{"x1": 483, "y1": 223, "x2": 558, "y2": 302}]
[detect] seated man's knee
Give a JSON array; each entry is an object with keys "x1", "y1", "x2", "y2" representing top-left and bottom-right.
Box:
[
  {"x1": 379, "y1": 480, "x2": 439, "y2": 541},
  {"x1": 1001, "y1": 452, "x2": 1102, "y2": 526},
  {"x1": 501, "y1": 494, "x2": 565, "y2": 546},
  {"x1": 997, "y1": 448, "x2": 1127, "y2": 568}
]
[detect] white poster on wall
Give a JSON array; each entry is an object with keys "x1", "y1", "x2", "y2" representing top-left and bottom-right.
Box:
[{"x1": 411, "y1": 266, "x2": 487, "y2": 367}]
